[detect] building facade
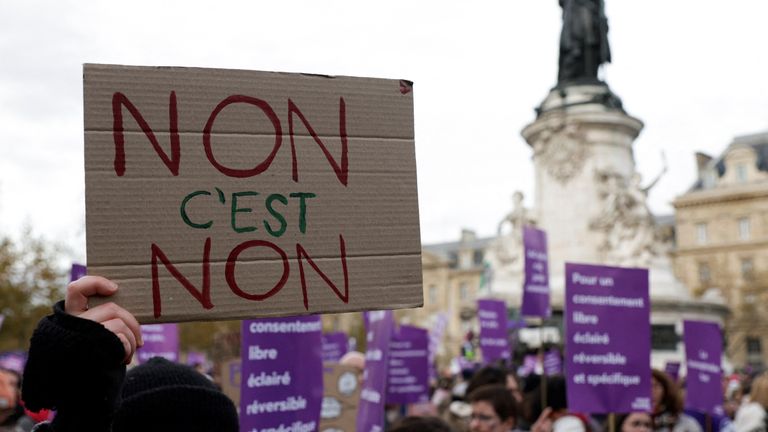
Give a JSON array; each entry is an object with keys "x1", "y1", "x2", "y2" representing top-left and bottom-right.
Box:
[{"x1": 673, "y1": 131, "x2": 768, "y2": 368}]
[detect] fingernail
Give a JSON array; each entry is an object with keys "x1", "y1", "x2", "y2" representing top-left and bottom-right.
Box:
[{"x1": 109, "y1": 281, "x2": 118, "y2": 290}]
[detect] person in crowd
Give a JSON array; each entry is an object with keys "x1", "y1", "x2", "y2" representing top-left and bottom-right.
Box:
[
  {"x1": 506, "y1": 371, "x2": 524, "y2": 405},
  {"x1": 0, "y1": 368, "x2": 34, "y2": 432},
  {"x1": 525, "y1": 375, "x2": 601, "y2": 432},
  {"x1": 21, "y1": 276, "x2": 239, "y2": 432},
  {"x1": 651, "y1": 369, "x2": 702, "y2": 432},
  {"x1": 613, "y1": 412, "x2": 653, "y2": 432},
  {"x1": 733, "y1": 372, "x2": 768, "y2": 432},
  {"x1": 388, "y1": 415, "x2": 455, "y2": 432},
  {"x1": 466, "y1": 366, "x2": 508, "y2": 398},
  {"x1": 466, "y1": 384, "x2": 519, "y2": 432}
]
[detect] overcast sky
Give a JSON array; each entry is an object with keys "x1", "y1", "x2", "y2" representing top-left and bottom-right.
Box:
[{"x1": 1, "y1": 0, "x2": 767, "y2": 263}]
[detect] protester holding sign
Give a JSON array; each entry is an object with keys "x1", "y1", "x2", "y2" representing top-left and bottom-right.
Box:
[
  {"x1": 467, "y1": 384, "x2": 519, "y2": 432},
  {"x1": 21, "y1": 276, "x2": 238, "y2": 432}
]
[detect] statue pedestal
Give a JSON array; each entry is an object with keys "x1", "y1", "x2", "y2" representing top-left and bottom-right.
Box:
[{"x1": 522, "y1": 84, "x2": 643, "y2": 306}]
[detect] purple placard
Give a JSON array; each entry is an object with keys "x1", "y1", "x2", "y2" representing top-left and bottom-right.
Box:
[
  {"x1": 664, "y1": 361, "x2": 681, "y2": 382},
  {"x1": 544, "y1": 348, "x2": 562, "y2": 375},
  {"x1": 565, "y1": 263, "x2": 651, "y2": 414},
  {"x1": 522, "y1": 226, "x2": 551, "y2": 318},
  {"x1": 186, "y1": 351, "x2": 207, "y2": 367},
  {"x1": 429, "y1": 313, "x2": 449, "y2": 379},
  {"x1": 240, "y1": 316, "x2": 323, "y2": 432},
  {"x1": 230, "y1": 361, "x2": 241, "y2": 387},
  {"x1": 0, "y1": 352, "x2": 27, "y2": 374},
  {"x1": 356, "y1": 310, "x2": 394, "y2": 432},
  {"x1": 137, "y1": 323, "x2": 179, "y2": 363},
  {"x1": 477, "y1": 299, "x2": 510, "y2": 363},
  {"x1": 684, "y1": 320, "x2": 723, "y2": 414},
  {"x1": 70, "y1": 263, "x2": 87, "y2": 282},
  {"x1": 321, "y1": 332, "x2": 349, "y2": 363},
  {"x1": 518, "y1": 354, "x2": 539, "y2": 377},
  {"x1": 386, "y1": 325, "x2": 429, "y2": 404}
]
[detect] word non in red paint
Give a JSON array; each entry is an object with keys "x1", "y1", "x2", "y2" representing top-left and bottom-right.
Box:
[
  {"x1": 150, "y1": 235, "x2": 349, "y2": 318},
  {"x1": 112, "y1": 92, "x2": 349, "y2": 186}
]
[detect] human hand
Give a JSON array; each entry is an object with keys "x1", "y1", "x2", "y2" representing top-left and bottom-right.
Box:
[
  {"x1": 65, "y1": 276, "x2": 143, "y2": 364},
  {"x1": 531, "y1": 407, "x2": 554, "y2": 432}
]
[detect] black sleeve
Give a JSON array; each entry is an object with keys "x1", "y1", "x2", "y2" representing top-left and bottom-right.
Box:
[{"x1": 22, "y1": 301, "x2": 127, "y2": 432}]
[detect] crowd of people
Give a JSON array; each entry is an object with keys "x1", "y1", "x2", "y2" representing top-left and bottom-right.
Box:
[{"x1": 2, "y1": 275, "x2": 768, "y2": 432}]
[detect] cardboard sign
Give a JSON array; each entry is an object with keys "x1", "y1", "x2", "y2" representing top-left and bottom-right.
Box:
[
  {"x1": 240, "y1": 316, "x2": 323, "y2": 432},
  {"x1": 219, "y1": 358, "x2": 241, "y2": 408},
  {"x1": 477, "y1": 299, "x2": 510, "y2": 363},
  {"x1": 83, "y1": 64, "x2": 422, "y2": 323},
  {"x1": 522, "y1": 226, "x2": 550, "y2": 318},
  {"x1": 319, "y1": 363, "x2": 361, "y2": 432},
  {"x1": 565, "y1": 263, "x2": 651, "y2": 414},
  {"x1": 684, "y1": 320, "x2": 723, "y2": 415},
  {"x1": 137, "y1": 323, "x2": 180, "y2": 363}
]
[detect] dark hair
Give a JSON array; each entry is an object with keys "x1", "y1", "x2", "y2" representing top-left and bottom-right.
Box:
[
  {"x1": 523, "y1": 375, "x2": 568, "y2": 423},
  {"x1": 465, "y1": 366, "x2": 507, "y2": 397},
  {"x1": 467, "y1": 384, "x2": 518, "y2": 422},
  {"x1": 652, "y1": 368, "x2": 683, "y2": 415},
  {"x1": 388, "y1": 416, "x2": 454, "y2": 432}
]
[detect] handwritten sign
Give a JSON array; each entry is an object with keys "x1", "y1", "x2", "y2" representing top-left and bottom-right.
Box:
[
  {"x1": 83, "y1": 64, "x2": 421, "y2": 323},
  {"x1": 684, "y1": 320, "x2": 723, "y2": 415},
  {"x1": 565, "y1": 263, "x2": 651, "y2": 414}
]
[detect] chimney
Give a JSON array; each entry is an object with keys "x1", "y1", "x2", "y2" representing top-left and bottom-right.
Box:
[
  {"x1": 460, "y1": 229, "x2": 476, "y2": 244},
  {"x1": 695, "y1": 152, "x2": 712, "y2": 178}
]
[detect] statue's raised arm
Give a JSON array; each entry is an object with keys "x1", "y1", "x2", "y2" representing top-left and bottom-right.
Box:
[{"x1": 558, "y1": 0, "x2": 611, "y2": 85}]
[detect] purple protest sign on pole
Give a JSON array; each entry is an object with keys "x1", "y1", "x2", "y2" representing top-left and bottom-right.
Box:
[
  {"x1": 240, "y1": 316, "x2": 323, "y2": 432},
  {"x1": 70, "y1": 263, "x2": 87, "y2": 282},
  {"x1": 137, "y1": 324, "x2": 179, "y2": 363},
  {"x1": 477, "y1": 299, "x2": 510, "y2": 363},
  {"x1": 386, "y1": 325, "x2": 429, "y2": 404},
  {"x1": 522, "y1": 226, "x2": 551, "y2": 318},
  {"x1": 684, "y1": 320, "x2": 723, "y2": 414},
  {"x1": 357, "y1": 310, "x2": 394, "y2": 432},
  {"x1": 186, "y1": 351, "x2": 207, "y2": 367},
  {"x1": 322, "y1": 332, "x2": 349, "y2": 363},
  {"x1": 429, "y1": 313, "x2": 449, "y2": 380},
  {"x1": 0, "y1": 352, "x2": 27, "y2": 374},
  {"x1": 665, "y1": 361, "x2": 681, "y2": 382},
  {"x1": 544, "y1": 348, "x2": 562, "y2": 376},
  {"x1": 565, "y1": 263, "x2": 651, "y2": 414}
]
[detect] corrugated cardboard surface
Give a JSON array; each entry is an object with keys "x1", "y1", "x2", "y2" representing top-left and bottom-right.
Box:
[
  {"x1": 84, "y1": 64, "x2": 422, "y2": 323},
  {"x1": 319, "y1": 363, "x2": 360, "y2": 432}
]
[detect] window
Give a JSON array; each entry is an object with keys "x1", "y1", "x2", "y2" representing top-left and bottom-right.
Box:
[
  {"x1": 698, "y1": 262, "x2": 711, "y2": 284},
  {"x1": 459, "y1": 282, "x2": 469, "y2": 301},
  {"x1": 747, "y1": 337, "x2": 762, "y2": 355},
  {"x1": 652, "y1": 325, "x2": 679, "y2": 351},
  {"x1": 696, "y1": 223, "x2": 708, "y2": 245},
  {"x1": 473, "y1": 250, "x2": 484, "y2": 266},
  {"x1": 703, "y1": 171, "x2": 717, "y2": 189},
  {"x1": 736, "y1": 164, "x2": 748, "y2": 183},
  {"x1": 428, "y1": 285, "x2": 437, "y2": 304},
  {"x1": 739, "y1": 217, "x2": 751, "y2": 241},
  {"x1": 741, "y1": 258, "x2": 754, "y2": 281}
]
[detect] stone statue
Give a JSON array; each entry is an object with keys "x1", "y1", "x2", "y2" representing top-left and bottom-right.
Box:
[
  {"x1": 495, "y1": 191, "x2": 535, "y2": 265},
  {"x1": 558, "y1": 0, "x2": 611, "y2": 84}
]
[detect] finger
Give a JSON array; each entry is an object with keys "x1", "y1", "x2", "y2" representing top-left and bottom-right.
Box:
[
  {"x1": 81, "y1": 302, "x2": 143, "y2": 346},
  {"x1": 65, "y1": 276, "x2": 118, "y2": 314},
  {"x1": 103, "y1": 318, "x2": 138, "y2": 363}
]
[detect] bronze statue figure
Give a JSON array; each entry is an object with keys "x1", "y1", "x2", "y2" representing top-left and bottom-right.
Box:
[{"x1": 558, "y1": 0, "x2": 611, "y2": 85}]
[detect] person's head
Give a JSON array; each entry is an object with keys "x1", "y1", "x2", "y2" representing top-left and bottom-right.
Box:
[
  {"x1": 389, "y1": 415, "x2": 455, "y2": 432},
  {"x1": 523, "y1": 374, "x2": 568, "y2": 423},
  {"x1": 749, "y1": 372, "x2": 768, "y2": 409},
  {"x1": 616, "y1": 412, "x2": 653, "y2": 432},
  {"x1": 651, "y1": 369, "x2": 682, "y2": 415},
  {"x1": 467, "y1": 384, "x2": 518, "y2": 432},
  {"x1": 465, "y1": 366, "x2": 507, "y2": 397},
  {"x1": 112, "y1": 357, "x2": 238, "y2": 432}
]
